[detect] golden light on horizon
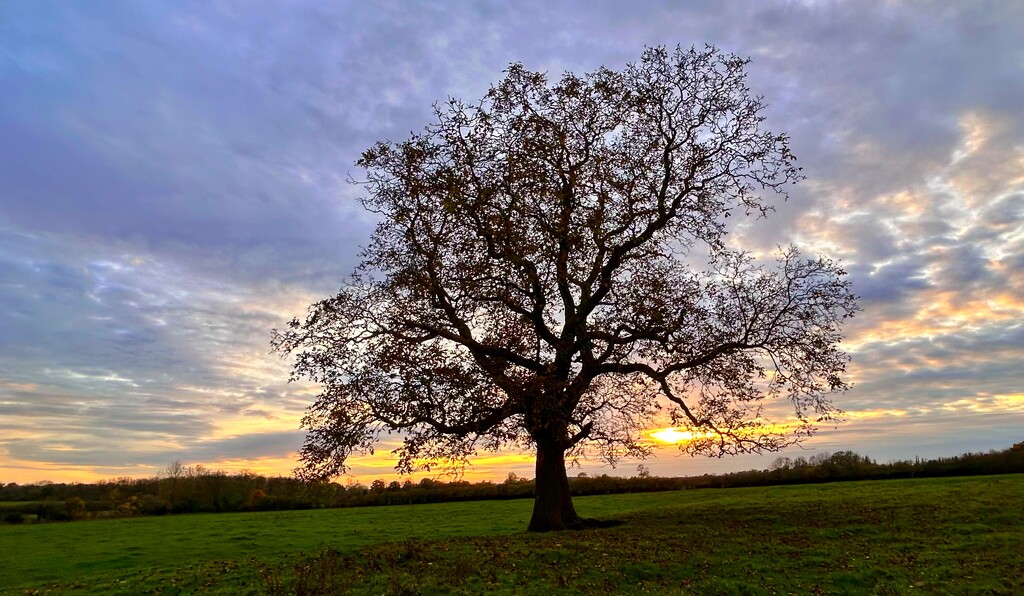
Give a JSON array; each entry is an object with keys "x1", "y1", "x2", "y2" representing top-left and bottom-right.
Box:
[{"x1": 649, "y1": 427, "x2": 698, "y2": 445}]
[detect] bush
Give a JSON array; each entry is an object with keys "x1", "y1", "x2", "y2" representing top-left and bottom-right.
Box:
[
  {"x1": 65, "y1": 496, "x2": 87, "y2": 519},
  {"x1": 139, "y1": 495, "x2": 169, "y2": 516},
  {"x1": 35, "y1": 506, "x2": 72, "y2": 522}
]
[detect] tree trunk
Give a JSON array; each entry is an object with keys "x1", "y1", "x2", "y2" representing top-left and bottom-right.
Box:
[{"x1": 528, "y1": 440, "x2": 580, "y2": 532}]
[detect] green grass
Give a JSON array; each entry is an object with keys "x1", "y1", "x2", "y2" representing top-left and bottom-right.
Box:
[{"x1": 2, "y1": 475, "x2": 1022, "y2": 594}]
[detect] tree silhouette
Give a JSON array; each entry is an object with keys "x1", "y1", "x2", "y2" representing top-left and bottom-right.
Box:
[{"x1": 274, "y1": 46, "x2": 858, "y2": 531}]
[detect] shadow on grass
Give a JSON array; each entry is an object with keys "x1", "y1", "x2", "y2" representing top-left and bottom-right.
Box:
[{"x1": 569, "y1": 517, "x2": 625, "y2": 530}]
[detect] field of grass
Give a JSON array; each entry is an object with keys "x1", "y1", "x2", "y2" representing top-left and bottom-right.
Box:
[{"x1": 2, "y1": 474, "x2": 1022, "y2": 594}]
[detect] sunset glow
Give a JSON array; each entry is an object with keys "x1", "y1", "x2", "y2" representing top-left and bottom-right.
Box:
[{"x1": 649, "y1": 428, "x2": 699, "y2": 445}]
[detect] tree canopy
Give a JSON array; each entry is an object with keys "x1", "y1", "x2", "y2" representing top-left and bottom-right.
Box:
[{"x1": 274, "y1": 45, "x2": 858, "y2": 530}]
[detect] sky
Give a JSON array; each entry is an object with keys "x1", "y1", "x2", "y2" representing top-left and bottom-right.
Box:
[{"x1": 1, "y1": 0, "x2": 1022, "y2": 485}]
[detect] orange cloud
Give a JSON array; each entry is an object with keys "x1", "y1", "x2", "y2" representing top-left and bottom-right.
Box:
[{"x1": 0, "y1": 459, "x2": 157, "y2": 484}]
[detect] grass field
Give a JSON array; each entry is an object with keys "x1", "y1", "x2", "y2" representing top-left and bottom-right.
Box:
[{"x1": 2, "y1": 475, "x2": 1022, "y2": 594}]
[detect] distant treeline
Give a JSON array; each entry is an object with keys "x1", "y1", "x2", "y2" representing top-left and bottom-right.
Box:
[{"x1": 2, "y1": 442, "x2": 1022, "y2": 523}]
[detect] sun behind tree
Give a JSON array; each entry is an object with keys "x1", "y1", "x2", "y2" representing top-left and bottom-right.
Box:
[{"x1": 273, "y1": 45, "x2": 858, "y2": 532}]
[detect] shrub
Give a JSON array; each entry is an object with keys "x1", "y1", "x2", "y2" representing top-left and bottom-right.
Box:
[
  {"x1": 139, "y1": 494, "x2": 170, "y2": 516},
  {"x1": 65, "y1": 496, "x2": 87, "y2": 519}
]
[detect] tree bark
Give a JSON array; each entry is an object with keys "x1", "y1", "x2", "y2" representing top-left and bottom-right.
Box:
[{"x1": 528, "y1": 439, "x2": 580, "y2": 532}]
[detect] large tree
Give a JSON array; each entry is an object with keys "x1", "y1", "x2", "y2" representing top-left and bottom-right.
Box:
[{"x1": 274, "y1": 46, "x2": 858, "y2": 531}]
